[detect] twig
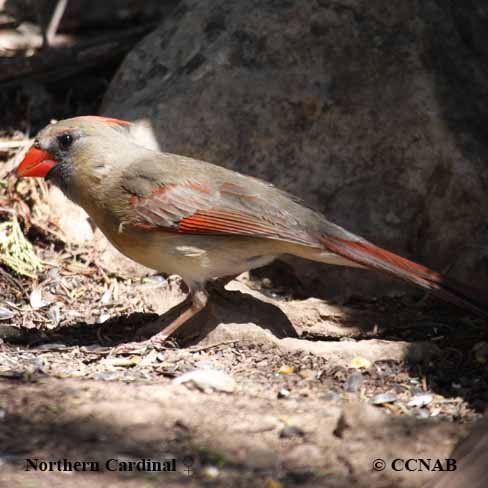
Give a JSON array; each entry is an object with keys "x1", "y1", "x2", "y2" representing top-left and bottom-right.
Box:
[
  {"x1": 0, "y1": 24, "x2": 155, "y2": 85},
  {"x1": 0, "y1": 139, "x2": 31, "y2": 150},
  {"x1": 46, "y1": 0, "x2": 68, "y2": 45},
  {"x1": 0, "y1": 266, "x2": 24, "y2": 292},
  {"x1": 188, "y1": 340, "x2": 239, "y2": 353}
]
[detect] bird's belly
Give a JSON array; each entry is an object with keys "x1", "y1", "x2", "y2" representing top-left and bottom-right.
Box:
[{"x1": 104, "y1": 228, "x2": 279, "y2": 284}]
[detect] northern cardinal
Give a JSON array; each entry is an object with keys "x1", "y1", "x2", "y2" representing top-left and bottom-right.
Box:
[{"x1": 16, "y1": 116, "x2": 488, "y2": 349}]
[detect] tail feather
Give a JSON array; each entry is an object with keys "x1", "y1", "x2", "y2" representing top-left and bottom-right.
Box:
[{"x1": 320, "y1": 234, "x2": 488, "y2": 319}]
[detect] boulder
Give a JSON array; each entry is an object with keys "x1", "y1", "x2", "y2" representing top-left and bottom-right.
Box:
[{"x1": 102, "y1": 0, "x2": 488, "y2": 298}]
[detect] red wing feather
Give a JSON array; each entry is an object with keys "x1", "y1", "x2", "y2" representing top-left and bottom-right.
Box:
[
  {"x1": 178, "y1": 209, "x2": 284, "y2": 236},
  {"x1": 128, "y1": 182, "x2": 315, "y2": 245}
]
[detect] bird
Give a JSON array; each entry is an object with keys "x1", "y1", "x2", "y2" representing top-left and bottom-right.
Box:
[{"x1": 15, "y1": 116, "x2": 488, "y2": 350}]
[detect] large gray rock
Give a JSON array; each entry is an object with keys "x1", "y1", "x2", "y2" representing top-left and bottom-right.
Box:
[{"x1": 101, "y1": 0, "x2": 488, "y2": 299}]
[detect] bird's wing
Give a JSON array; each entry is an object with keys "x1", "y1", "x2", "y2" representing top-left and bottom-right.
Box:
[{"x1": 120, "y1": 166, "x2": 319, "y2": 247}]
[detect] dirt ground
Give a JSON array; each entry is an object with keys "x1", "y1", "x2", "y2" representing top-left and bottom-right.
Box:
[
  {"x1": 2, "y1": 248, "x2": 487, "y2": 488},
  {"x1": 1, "y1": 15, "x2": 488, "y2": 488}
]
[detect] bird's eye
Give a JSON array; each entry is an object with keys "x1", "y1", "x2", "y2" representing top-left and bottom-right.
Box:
[{"x1": 57, "y1": 134, "x2": 73, "y2": 150}]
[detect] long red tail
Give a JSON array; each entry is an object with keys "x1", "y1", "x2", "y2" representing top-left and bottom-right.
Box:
[{"x1": 320, "y1": 234, "x2": 488, "y2": 319}]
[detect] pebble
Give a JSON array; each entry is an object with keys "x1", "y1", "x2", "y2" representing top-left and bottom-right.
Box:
[
  {"x1": 0, "y1": 307, "x2": 13, "y2": 321},
  {"x1": 201, "y1": 466, "x2": 219, "y2": 479},
  {"x1": 97, "y1": 313, "x2": 110, "y2": 324},
  {"x1": 408, "y1": 394, "x2": 433, "y2": 408},
  {"x1": 142, "y1": 275, "x2": 167, "y2": 286},
  {"x1": 277, "y1": 388, "x2": 290, "y2": 399},
  {"x1": 372, "y1": 392, "x2": 397, "y2": 405},
  {"x1": 279, "y1": 425, "x2": 305, "y2": 439},
  {"x1": 173, "y1": 368, "x2": 236, "y2": 393}
]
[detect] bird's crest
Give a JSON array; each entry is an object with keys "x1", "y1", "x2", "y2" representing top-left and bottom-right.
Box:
[{"x1": 79, "y1": 116, "x2": 131, "y2": 127}]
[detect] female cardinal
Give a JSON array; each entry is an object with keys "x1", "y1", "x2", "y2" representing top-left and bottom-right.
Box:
[{"x1": 16, "y1": 116, "x2": 488, "y2": 349}]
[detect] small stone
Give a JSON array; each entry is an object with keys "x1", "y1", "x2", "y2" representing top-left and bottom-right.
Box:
[
  {"x1": 408, "y1": 394, "x2": 433, "y2": 408},
  {"x1": 279, "y1": 425, "x2": 305, "y2": 439},
  {"x1": 201, "y1": 465, "x2": 219, "y2": 479},
  {"x1": 372, "y1": 392, "x2": 397, "y2": 405},
  {"x1": 47, "y1": 267, "x2": 60, "y2": 279},
  {"x1": 430, "y1": 408, "x2": 441, "y2": 417},
  {"x1": 142, "y1": 275, "x2": 167, "y2": 286},
  {"x1": 100, "y1": 288, "x2": 112, "y2": 304},
  {"x1": 97, "y1": 313, "x2": 110, "y2": 324},
  {"x1": 277, "y1": 388, "x2": 291, "y2": 399},
  {"x1": 345, "y1": 372, "x2": 363, "y2": 392},
  {"x1": 0, "y1": 307, "x2": 14, "y2": 321},
  {"x1": 31, "y1": 357, "x2": 48, "y2": 373},
  {"x1": 173, "y1": 368, "x2": 236, "y2": 393}
]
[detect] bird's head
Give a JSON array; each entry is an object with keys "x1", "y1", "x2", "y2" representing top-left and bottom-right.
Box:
[{"x1": 16, "y1": 116, "x2": 132, "y2": 203}]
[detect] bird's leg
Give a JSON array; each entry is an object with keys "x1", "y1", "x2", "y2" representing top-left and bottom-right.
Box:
[
  {"x1": 150, "y1": 287, "x2": 208, "y2": 342},
  {"x1": 112, "y1": 286, "x2": 208, "y2": 354}
]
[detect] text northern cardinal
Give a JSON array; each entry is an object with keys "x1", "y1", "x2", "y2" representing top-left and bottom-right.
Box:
[{"x1": 16, "y1": 116, "x2": 488, "y2": 349}]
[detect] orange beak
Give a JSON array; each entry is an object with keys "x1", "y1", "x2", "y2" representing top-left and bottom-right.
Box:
[{"x1": 16, "y1": 147, "x2": 57, "y2": 178}]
